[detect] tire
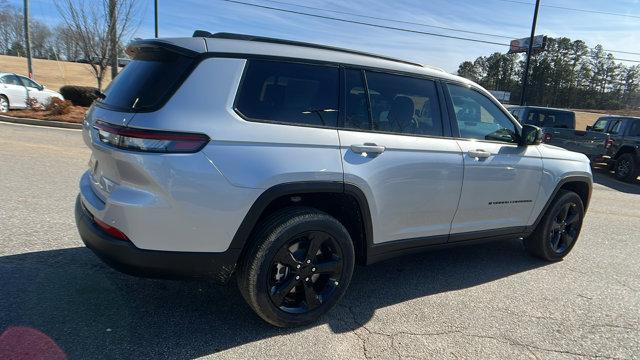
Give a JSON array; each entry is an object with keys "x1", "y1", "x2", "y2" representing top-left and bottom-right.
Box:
[
  {"x1": 0, "y1": 95, "x2": 9, "y2": 113},
  {"x1": 614, "y1": 153, "x2": 638, "y2": 183},
  {"x1": 237, "y1": 207, "x2": 355, "y2": 327},
  {"x1": 524, "y1": 190, "x2": 585, "y2": 261}
]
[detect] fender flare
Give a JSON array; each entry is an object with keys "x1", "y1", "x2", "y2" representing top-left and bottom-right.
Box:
[
  {"x1": 228, "y1": 181, "x2": 374, "y2": 258},
  {"x1": 524, "y1": 175, "x2": 592, "y2": 235}
]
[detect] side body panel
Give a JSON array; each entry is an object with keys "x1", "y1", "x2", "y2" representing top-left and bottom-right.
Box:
[
  {"x1": 339, "y1": 130, "x2": 463, "y2": 244},
  {"x1": 451, "y1": 141, "x2": 542, "y2": 235}
]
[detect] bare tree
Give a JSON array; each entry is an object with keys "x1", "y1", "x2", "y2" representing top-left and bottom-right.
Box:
[
  {"x1": 52, "y1": 25, "x2": 83, "y2": 61},
  {"x1": 0, "y1": 1, "x2": 24, "y2": 55},
  {"x1": 55, "y1": 0, "x2": 138, "y2": 90}
]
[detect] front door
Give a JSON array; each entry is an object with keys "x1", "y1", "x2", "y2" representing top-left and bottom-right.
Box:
[
  {"x1": 19, "y1": 76, "x2": 49, "y2": 105},
  {"x1": 445, "y1": 83, "x2": 542, "y2": 238},
  {"x1": 339, "y1": 69, "x2": 463, "y2": 245}
]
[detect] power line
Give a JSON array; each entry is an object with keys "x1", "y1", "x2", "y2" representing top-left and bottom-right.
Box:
[
  {"x1": 603, "y1": 49, "x2": 640, "y2": 56},
  {"x1": 220, "y1": 0, "x2": 640, "y2": 64},
  {"x1": 261, "y1": 0, "x2": 513, "y2": 40},
  {"x1": 493, "y1": 0, "x2": 640, "y2": 20},
  {"x1": 257, "y1": 0, "x2": 640, "y2": 57},
  {"x1": 221, "y1": 0, "x2": 511, "y2": 47}
]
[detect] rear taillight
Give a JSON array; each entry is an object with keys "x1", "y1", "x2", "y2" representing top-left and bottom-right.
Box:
[
  {"x1": 604, "y1": 138, "x2": 614, "y2": 149},
  {"x1": 542, "y1": 133, "x2": 553, "y2": 143},
  {"x1": 94, "y1": 217, "x2": 129, "y2": 241},
  {"x1": 94, "y1": 121, "x2": 209, "y2": 153}
]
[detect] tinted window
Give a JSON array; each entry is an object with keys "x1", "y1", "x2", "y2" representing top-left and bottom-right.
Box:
[
  {"x1": 101, "y1": 48, "x2": 193, "y2": 110},
  {"x1": 236, "y1": 60, "x2": 339, "y2": 127},
  {"x1": 591, "y1": 119, "x2": 607, "y2": 132},
  {"x1": 365, "y1": 71, "x2": 442, "y2": 136},
  {"x1": 447, "y1": 84, "x2": 517, "y2": 143},
  {"x1": 627, "y1": 120, "x2": 640, "y2": 136},
  {"x1": 344, "y1": 69, "x2": 370, "y2": 130},
  {"x1": 1, "y1": 75, "x2": 23, "y2": 86},
  {"x1": 19, "y1": 76, "x2": 40, "y2": 89},
  {"x1": 525, "y1": 110, "x2": 574, "y2": 129},
  {"x1": 609, "y1": 120, "x2": 623, "y2": 134},
  {"x1": 510, "y1": 108, "x2": 522, "y2": 121}
]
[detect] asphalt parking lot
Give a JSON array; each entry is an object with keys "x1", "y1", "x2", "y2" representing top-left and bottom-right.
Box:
[{"x1": 1, "y1": 121, "x2": 639, "y2": 359}]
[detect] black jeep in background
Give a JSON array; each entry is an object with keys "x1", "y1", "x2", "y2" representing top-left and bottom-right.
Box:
[
  {"x1": 509, "y1": 106, "x2": 610, "y2": 162},
  {"x1": 588, "y1": 116, "x2": 640, "y2": 182}
]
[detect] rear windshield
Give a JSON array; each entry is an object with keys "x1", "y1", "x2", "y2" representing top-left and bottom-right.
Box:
[
  {"x1": 524, "y1": 110, "x2": 575, "y2": 129},
  {"x1": 100, "y1": 47, "x2": 193, "y2": 111}
]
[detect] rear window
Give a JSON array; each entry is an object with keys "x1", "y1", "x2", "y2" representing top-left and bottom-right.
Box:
[
  {"x1": 100, "y1": 47, "x2": 193, "y2": 111},
  {"x1": 235, "y1": 60, "x2": 339, "y2": 127},
  {"x1": 525, "y1": 110, "x2": 574, "y2": 129}
]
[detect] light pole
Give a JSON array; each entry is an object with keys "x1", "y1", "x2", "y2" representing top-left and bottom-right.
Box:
[
  {"x1": 520, "y1": 0, "x2": 541, "y2": 106},
  {"x1": 154, "y1": 0, "x2": 158, "y2": 38},
  {"x1": 23, "y1": 0, "x2": 33, "y2": 78},
  {"x1": 109, "y1": 0, "x2": 118, "y2": 80}
]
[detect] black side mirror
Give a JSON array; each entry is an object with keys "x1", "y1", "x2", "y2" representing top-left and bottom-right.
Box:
[
  {"x1": 586, "y1": 125, "x2": 592, "y2": 131},
  {"x1": 519, "y1": 124, "x2": 542, "y2": 146}
]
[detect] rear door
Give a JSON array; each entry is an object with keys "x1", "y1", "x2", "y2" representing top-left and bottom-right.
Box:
[
  {"x1": 338, "y1": 69, "x2": 463, "y2": 245},
  {"x1": 445, "y1": 83, "x2": 542, "y2": 237},
  {"x1": 0, "y1": 74, "x2": 27, "y2": 109}
]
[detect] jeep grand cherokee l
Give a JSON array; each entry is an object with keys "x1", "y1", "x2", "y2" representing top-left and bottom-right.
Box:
[{"x1": 75, "y1": 32, "x2": 592, "y2": 327}]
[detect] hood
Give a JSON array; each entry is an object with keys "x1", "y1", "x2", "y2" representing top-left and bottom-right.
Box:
[
  {"x1": 43, "y1": 88, "x2": 62, "y2": 97},
  {"x1": 538, "y1": 144, "x2": 590, "y2": 163}
]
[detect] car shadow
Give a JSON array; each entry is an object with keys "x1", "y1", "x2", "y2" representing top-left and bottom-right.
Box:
[
  {"x1": 591, "y1": 165, "x2": 640, "y2": 194},
  {"x1": 0, "y1": 240, "x2": 546, "y2": 359}
]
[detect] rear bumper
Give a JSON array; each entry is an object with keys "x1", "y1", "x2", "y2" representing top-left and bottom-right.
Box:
[{"x1": 75, "y1": 195, "x2": 239, "y2": 283}]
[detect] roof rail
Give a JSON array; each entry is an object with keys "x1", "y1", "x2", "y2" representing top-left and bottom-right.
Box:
[{"x1": 192, "y1": 31, "x2": 423, "y2": 68}]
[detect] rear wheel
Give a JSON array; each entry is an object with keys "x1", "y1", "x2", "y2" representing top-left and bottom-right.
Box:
[
  {"x1": 614, "y1": 153, "x2": 638, "y2": 183},
  {"x1": 237, "y1": 207, "x2": 354, "y2": 327},
  {"x1": 524, "y1": 190, "x2": 584, "y2": 261},
  {"x1": 0, "y1": 95, "x2": 9, "y2": 113}
]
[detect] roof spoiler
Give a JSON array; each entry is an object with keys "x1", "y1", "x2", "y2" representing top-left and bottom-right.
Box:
[
  {"x1": 192, "y1": 30, "x2": 423, "y2": 68},
  {"x1": 126, "y1": 39, "x2": 202, "y2": 58}
]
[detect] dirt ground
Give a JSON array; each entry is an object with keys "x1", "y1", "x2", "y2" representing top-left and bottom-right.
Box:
[
  {"x1": 7, "y1": 106, "x2": 87, "y2": 124},
  {"x1": 0, "y1": 55, "x2": 112, "y2": 92}
]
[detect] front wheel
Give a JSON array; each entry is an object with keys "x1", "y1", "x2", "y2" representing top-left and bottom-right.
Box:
[
  {"x1": 0, "y1": 95, "x2": 9, "y2": 113},
  {"x1": 524, "y1": 190, "x2": 584, "y2": 261},
  {"x1": 237, "y1": 207, "x2": 355, "y2": 327},
  {"x1": 614, "y1": 153, "x2": 638, "y2": 183}
]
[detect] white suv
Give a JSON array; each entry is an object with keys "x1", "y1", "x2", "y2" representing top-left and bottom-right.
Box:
[{"x1": 75, "y1": 32, "x2": 592, "y2": 327}]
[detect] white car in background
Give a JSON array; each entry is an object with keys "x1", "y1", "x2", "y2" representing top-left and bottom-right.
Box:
[{"x1": 0, "y1": 72, "x2": 64, "y2": 113}]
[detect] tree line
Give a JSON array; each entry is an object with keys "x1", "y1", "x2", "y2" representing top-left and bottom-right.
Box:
[
  {"x1": 457, "y1": 37, "x2": 640, "y2": 110},
  {"x1": 0, "y1": 0, "x2": 138, "y2": 90}
]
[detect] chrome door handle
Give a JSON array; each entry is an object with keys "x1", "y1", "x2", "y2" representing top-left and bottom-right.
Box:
[
  {"x1": 468, "y1": 149, "x2": 491, "y2": 159},
  {"x1": 350, "y1": 143, "x2": 386, "y2": 154}
]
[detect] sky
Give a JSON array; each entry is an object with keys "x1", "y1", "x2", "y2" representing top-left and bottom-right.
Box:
[{"x1": 10, "y1": 0, "x2": 640, "y2": 72}]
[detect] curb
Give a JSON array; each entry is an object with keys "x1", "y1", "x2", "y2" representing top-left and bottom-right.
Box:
[{"x1": 0, "y1": 114, "x2": 83, "y2": 129}]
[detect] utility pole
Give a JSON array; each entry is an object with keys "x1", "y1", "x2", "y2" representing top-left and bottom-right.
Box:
[
  {"x1": 23, "y1": 0, "x2": 33, "y2": 78},
  {"x1": 108, "y1": 0, "x2": 118, "y2": 80},
  {"x1": 154, "y1": 0, "x2": 159, "y2": 38},
  {"x1": 519, "y1": 0, "x2": 541, "y2": 106}
]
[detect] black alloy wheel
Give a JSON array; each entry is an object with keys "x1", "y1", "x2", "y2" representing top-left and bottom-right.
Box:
[
  {"x1": 548, "y1": 202, "x2": 580, "y2": 254},
  {"x1": 524, "y1": 189, "x2": 584, "y2": 261},
  {"x1": 614, "y1": 154, "x2": 638, "y2": 182},
  {"x1": 268, "y1": 230, "x2": 343, "y2": 313},
  {"x1": 238, "y1": 207, "x2": 354, "y2": 327}
]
